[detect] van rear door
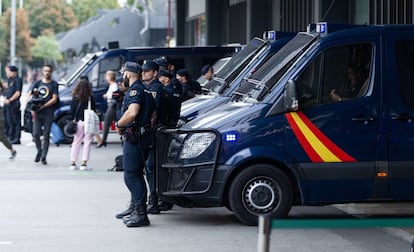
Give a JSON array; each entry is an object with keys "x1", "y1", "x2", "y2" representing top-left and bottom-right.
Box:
[{"x1": 386, "y1": 30, "x2": 414, "y2": 200}]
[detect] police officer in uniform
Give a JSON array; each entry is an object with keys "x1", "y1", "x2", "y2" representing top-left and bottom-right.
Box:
[
  {"x1": 115, "y1": 61, "x2": 156, "y2": 227},
  {"x1": 158, "y1": 70, "x2": 181, "y2": 127},
  {"x1": 141, "y1": 60, "x2": 166, "y2": 214},
  {"x1": 4, "y1": 65, "x2": 23, "y2": 144}
]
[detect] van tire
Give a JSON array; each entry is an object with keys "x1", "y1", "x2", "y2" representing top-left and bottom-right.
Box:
[
  {"x1": 57, "y1": 115, "x2": 74, "y2": 144},
  {"x1": 228, "y1": 164, "x2": 293, "y2": 226}
]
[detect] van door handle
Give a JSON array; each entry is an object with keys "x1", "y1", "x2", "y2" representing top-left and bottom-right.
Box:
[
  {"x1": 391, "y1": 114, "x2": 414, "y2": 122},
  {"x1": 352, "y1": 116, "x2": 374, "y2": 122}
]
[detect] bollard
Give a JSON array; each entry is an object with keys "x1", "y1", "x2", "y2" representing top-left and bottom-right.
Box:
[
  {"x1": 257, "y1": 215, "x2": 271, "y2": 252},
  {"x1": 411, "y1": 236, "x2": 414, "y2": 252}
]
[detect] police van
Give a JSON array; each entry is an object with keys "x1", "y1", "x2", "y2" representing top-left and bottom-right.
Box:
[
  {"x1": 156, "y1": 23, "x2": 414, "y2": 225},
  {"x1": 55, "y1": 45, "x2": 241, "y2": 143},
  {"x1": 179, "y1": 32, "x2": 295, "y2": 125}
]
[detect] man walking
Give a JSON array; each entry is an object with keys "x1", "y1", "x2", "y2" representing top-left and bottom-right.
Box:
[
  {"x1": 4, "y1": 65, "x2": 22, "y2": 144},
  {"x1": 30, "y1": 64, "x2": 59, "y2": 165}
]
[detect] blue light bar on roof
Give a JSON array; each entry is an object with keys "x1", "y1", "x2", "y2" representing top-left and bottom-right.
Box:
[
  {"x1": 263, "y1": 30, "x2": 276, "y2": 41},
  {"x1": 316, "y1": 22, "x2": 328, "y2": 35}
]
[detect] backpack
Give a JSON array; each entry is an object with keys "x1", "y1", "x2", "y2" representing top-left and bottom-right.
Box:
[{"x1": 108, "y1": 155, "x2": 123, "y2": 171}]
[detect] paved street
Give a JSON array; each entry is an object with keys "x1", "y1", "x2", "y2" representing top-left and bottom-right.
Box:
[{"x1": 0, "y1": 132, "x2": 413, "y2": 252}]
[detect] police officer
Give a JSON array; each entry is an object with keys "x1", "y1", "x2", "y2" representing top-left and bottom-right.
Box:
[
  {"x1": 115, "y1": 61, "x2": 156, "y2": 228},
  {"x1": 4, "y1": 65, "x2": 23, "y2": 144},
  {"x1": 141, "y1": 60, "x2": 165, "y2": 214},
  {"x1": 158, "y1": 69, "x2": 181, "y2": 127},
  {"x1": 176, "y1": 69, "x2": 202, "y2": 102}
]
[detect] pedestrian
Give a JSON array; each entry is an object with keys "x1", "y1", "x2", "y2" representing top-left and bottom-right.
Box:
[
  {"x1": 30, "y1": 64, "x2": 59, "y2": 165},
  {"x1": 115, "y1": 61, "x2": 156, "y2": 228},
  {"x1": 0, "y1": 80, "x2": 17, "y2": 159},
  {"x1": 97, "y1": 71, "x2": 118, "y2": 148},
  {"x1": 69, "y1": 79, "x2": 96, "y2": 171},
  {"x1": 79, "y1": 75, "x2": 104, "y2": 147},
  {"x1": 4, "y1": 65, "x2": 23, "y2": 144}
]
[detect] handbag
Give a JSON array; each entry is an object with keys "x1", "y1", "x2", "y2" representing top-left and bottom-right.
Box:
[
  {"x1": 84, "y1": 98, "x2": 99, "y2": 134},
  {"x1": 64, "y1": 120, "x2": 77, "y2": 136},
  {"x1": 64, "y1": 102, "x2": 81, "y2": 137}
]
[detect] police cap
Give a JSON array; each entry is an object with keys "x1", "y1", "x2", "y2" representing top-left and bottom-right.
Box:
[
  {"x1": 122, "y1": 61, "x2": 142, "y2": 74},
  {"x1": 176, "y1": 69, "x2": 189, "y2": 78},
  {"x1": 142, "y1": 60, "x2": 159, "y2": 71},
  {"x1": 201, "y1": 64, "x2": 212, "y2": 75},
  {"x1": 8, "y1": 65, "x2": 18, "y2": 72},
  {"x1": 158, "y1": 70, "x2": 172, "y2": 79}
]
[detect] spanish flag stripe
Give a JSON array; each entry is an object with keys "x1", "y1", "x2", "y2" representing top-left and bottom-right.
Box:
[
  {"x1": 285, "y1": 113, "x2": 324, "y2": 162},
  {"x1": 290, "y1": 112, "x2": 341, "y2": 162},
  {"x1": 296, "y1": 112, "x2": 356, "y2": 162}
]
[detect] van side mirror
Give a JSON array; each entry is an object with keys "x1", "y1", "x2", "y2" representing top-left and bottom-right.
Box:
[{"x1": 284, "y1": 80, "x2": 299, "y2": 111}]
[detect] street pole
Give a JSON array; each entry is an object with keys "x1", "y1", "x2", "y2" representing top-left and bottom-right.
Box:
[{"x1": 10, "y1": 0, "x2": 16, "y2": 65}]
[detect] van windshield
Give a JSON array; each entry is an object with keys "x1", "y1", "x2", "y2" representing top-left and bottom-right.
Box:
[
  {"x1": 58, "y1": 53, "x2": 98, "y2": 86},
  {"x1": 204, "y1": 38, "x2": 267, "y2": 94},
  {"x1": 232, "y1": 33, "x2": 317, "y2": 103}
]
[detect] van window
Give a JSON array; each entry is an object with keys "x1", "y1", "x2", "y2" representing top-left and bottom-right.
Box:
[
  {"x1": 395, "y1": 40, "x2": 414, "y2": 108},
  {"x1": 297, "y1": 43, "x2": 372, "y2": 107},
  {"x1": 89, "y1": 56, "x2": 123, "y2": 88}
]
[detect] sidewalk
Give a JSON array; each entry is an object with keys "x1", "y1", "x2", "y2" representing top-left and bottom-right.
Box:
[{"x1": 334, "y1": 203, "x2": 414, "y2": 243}]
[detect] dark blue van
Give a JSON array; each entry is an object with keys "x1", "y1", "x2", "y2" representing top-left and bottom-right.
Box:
[
  {"x1": 55, "y1": 46, "x2": 241, "y2": 143},
  {"x1": 178, "y1": 32, "x2": 295, "y2": 125},
  {"x1": 157, "y1": 23, "x2": 414, "y2": 225}
]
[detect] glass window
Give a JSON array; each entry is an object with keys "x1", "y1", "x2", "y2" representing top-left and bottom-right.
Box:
[
  {"x1": 395, "y1": 40, "x2": 414, "y2": 108},
  {"x1": 296, "y1": 43, "x2": 372, "y2": 108},
  {"x1": 88, "y1": 56, "x2": 123, "y2": 88}
]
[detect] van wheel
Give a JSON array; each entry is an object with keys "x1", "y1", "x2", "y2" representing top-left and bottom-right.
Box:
[
  {"x1": 57, "y1": 115, "x2": 74, "y2": 144},
  {"x1": 228, "y1": 164, "x2": 293, "y2": 226}
]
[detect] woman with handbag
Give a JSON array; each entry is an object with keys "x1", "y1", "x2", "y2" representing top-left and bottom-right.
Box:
[{"x1": 69, "y1": 79, "x2": 96, "y2": 170}]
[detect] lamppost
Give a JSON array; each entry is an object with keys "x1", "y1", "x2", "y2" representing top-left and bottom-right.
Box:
[{"x1": 10, "y1": 0, "x2": 16, "y2": 65}]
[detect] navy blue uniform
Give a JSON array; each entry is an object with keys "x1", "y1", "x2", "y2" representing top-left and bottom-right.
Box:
[
  {"x1": 121, "y1": 80, "x2": 156, "y2": 206},
  {"x1": 4, "y1": 75, "x2": 23, "y2": 142},
  {"x1": 146, "y1": 79, "x2": 166, "y2": 123},
  {"x1": 144, "y1": 79, "x2": 166, "y2": 205},
  {"x1": 163, "y1": 81, "x2": 182, "y2": 127}
]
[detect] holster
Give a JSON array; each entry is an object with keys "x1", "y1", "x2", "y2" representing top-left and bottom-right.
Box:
[{"x1": 124, "y1": 127, "x2": 141, "y2": 144}]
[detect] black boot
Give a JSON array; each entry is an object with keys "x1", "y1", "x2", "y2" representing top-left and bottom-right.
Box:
[
  {"x1": 147, "y1": 194, "x2": 160, "y2": 214},
  {"x1": 115, "y1": 202, "x2": 135, "y2": 219},
  {"x1": 125, "y1": 204, "x2": 150, "y2": 228},
  {"x1": 158, "y1": 201, "x2": 174, "y2": 211}
]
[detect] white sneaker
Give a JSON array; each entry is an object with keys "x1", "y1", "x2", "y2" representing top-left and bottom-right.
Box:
[
  {"x1": 80, "y1": 164, "x2": 92, "y2": 171},
  {"x1": 69, "y1": 164, "x2": 77, "y2": 170}
]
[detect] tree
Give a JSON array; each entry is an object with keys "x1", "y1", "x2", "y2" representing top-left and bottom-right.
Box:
[
  {"x1": 71, "y1": 0, "x2": 119, "y2": 24},
  {"x1": 26, "y1": 0, "x2": 78, "y2": 38},
  {"x1": 1, "y1": 8, "x2": 34, "y2": 62},
  {"x1": 31, "y1": 35, "x2": 63, "y2": 64}
]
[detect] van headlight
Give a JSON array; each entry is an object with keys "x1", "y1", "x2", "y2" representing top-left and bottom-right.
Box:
[{"x1": 180, "y1": 132, "x2": 216, "y2": 159}]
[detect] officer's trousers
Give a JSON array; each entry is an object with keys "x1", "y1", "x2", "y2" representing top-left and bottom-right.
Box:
[
  {"x1": 4, "y1": 102, "x2": 21, "y2": 141},
  {"x1": 123, "y1": 136, "x2": 150, "y2": 205}
]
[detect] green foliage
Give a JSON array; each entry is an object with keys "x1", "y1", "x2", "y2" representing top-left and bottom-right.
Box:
[
  {"x1": 26, "y1": 0, "x2": 78, "y2": 38},
  {"x1": 1, "y1": 8, "x2": 34, "y2": 62},
  {"x1": 31, "y1": 35, "x2": 63, "y2": 63},
  {"x1": 71, "y1": 0, "x2": 119, "y2": 24}
]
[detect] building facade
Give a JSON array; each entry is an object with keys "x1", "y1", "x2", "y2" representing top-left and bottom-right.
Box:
[{"x1": 176, "y1": 0, "x2": 414, "y2": 46}]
